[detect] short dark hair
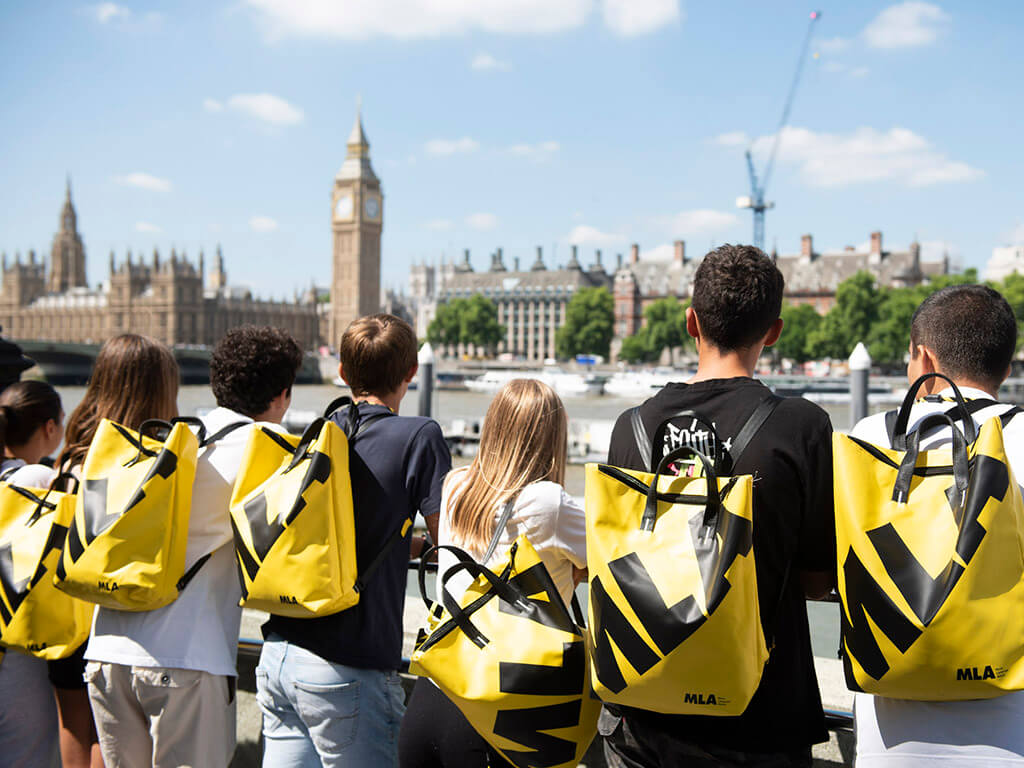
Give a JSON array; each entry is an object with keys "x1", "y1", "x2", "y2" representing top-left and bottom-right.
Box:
[
  {"x1": 691, "y1": 244, "x2": 784, "y2": 350},
  {"x1": 210, "y1": 326, "x2": 303, "y2": 418},
  {"x1": 0, "y1": 380, "x2": 62, "y2": 451},
  {"x1": 911, "y1": 284, "x2": 1017, "y2": 388},
  {"x1": 339, "y1": 314, "x2": 417, "y2": 397}
]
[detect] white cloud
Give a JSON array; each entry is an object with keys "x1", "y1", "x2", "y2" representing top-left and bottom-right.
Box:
[
  {"x1": 135, "y1": 221, "x2": 162, "y2": 234},
  {"x1": 657, "y1": 209, "x2": 739, "y2": 237},
  {"x1": 467, "y1": 213, "x2": 499, "y2": 231},
  {"x1": 425, "y1": 137, "x2": 480, "y2": 156},
  {"x1": 863, "y1": 2, "x2": 950, "y2": 49},
  {"x1": 1009, "y1": 224, "x2": 1024, "y2": 245},
  {"x1": 850, "y1": 66, "x2": 870, "y2": 78},
  {"x1": 471, "y1": 52, "x2": 511, "y2": 72},
  {"x1": 243, "y1": 0, "x2": 592, "y2": 40},
  {"x1": 250, "y1": 216, "x2": 279, "y2": 232},
  {"x1": 712, "y1": 131, "x2": 749, "y2": 147},
  {"x1": 507, "y1": 141, "x2": 560, "y2": 160},
  {"x1": 203, "y1": 98, "x2": 224, "y2": 113},
  {"x1": 226, "y1": 93, "x2": 304, "y2": 126},
  {"x1": 640, "y1": 243, "x2": 675, "y2": 261},
  {"x1": 749, "y1": 126, "x2": 982, "y2": 188},
  {"x1": 602, "y1": 0, "x2": 681, "y2": 37},
  {"x1": 822, "y1": 61, "x2": 870, "y2": 78},
  {"x1": 817, "y1": 36, "x2": 850, "y2": 53},
  {"x1": 566, "y1": 225, "x2": 623, "y2": 247},
  {"x1": 94, "y1": 2, "x2": 131, "y2": 23},
  {"x1": 426, "y1": 218, "x2": 453, "y2": 231},
  {"x1": 114, "y1": 172, "x2": 172, "y2": 192}
]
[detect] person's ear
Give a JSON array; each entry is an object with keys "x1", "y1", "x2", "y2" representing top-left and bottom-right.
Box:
[
  {"x1": 337, "y1": 363, "x2": 350, "y2": 386},
  {"x1": 685, "y1": 307, "x2": 700, "y2": 340},
  {"x1": 762, "y1": 317, "x2": 784, "y2": 348},
  {"x1": 405, "y1": 362, "x2": 419, "y2": 384}
]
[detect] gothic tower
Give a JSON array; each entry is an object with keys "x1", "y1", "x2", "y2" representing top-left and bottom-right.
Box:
[
  {"x1": 330, "y1": 107, "x2": 383, "y2": 346},
  {"x1": 48, "y1": 177, "x2": 87, "y2": 294}
]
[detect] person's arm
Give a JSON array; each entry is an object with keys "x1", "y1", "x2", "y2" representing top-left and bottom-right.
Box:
[
  {"x1": 53, "y1": 687, "x2": 103, "y2": 768},
  {"x1": 407, "y1": 421, "x2": 451, "y2": 560},
  {"x1": 797, "y1": 414, "x2": 837, "y2": 599}
]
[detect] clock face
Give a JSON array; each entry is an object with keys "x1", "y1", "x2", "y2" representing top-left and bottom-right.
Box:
[
  {"x1": 334, "y1": 194, "x2": 353, "y2": 220},
  {"x1": 364, "y1": 195, "x2": 380, "y2": 219}
]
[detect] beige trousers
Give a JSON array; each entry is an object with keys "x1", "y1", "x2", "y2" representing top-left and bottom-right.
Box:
[{"x1": 85, "y1": 661, "x2": 236, "y2": 768}]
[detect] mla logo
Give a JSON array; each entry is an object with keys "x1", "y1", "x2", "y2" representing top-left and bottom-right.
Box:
[{"x1": 956, "y1": 665, "x2": 1006, "y2": 681}]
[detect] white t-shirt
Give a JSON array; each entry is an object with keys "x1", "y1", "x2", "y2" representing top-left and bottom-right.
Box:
[
  {"x1": 436, "y1": 467, "x2": 587, "y2": 609},
  {"x1": 1, "y1": 458, "x2": 57, "y2": 490},
  {"x1": 86, "y1": 407, "x2": 261, "y2": 677},
  {"x1": 852, "y1": 386, "x2": 1024, "y2": 766}
]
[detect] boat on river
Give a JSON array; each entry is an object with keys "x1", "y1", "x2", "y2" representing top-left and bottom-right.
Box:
[{"x1": 464, "y1": 369, "x2": 604, "y2": 397}]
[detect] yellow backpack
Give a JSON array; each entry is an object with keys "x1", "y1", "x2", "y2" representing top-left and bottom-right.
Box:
[
  {"x1": 834, "y1": 372, "x2": 1024, "y2": 699},
  {"x1": 409, "y1": 496, "x2": 600, "y2": 768},
  {"x1": 229, "y1": 397, "x2": 399, "y2": 617},
  {"x1": 54, "y1": 417, "x2": 246, "y2": 611},
  {"x1": 584, "y1": 397, "x2": 780, "y2": 715},
  {"x1": 0, "y1": 473, "x2": 93, "y2": 658}
]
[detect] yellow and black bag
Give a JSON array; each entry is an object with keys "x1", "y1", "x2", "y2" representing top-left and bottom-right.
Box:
[
  {"x1": 229, "y1": 397, "x2": 399, "y2": 617},
  {"x1": 54, "y1": 417, "x2": 238, "y2": 611},
  {"x1": 834, "y1": 372, "x2": 1024, "y2": 699},
  {"x1": 409, "y1": 498, "x2": 599, "y2": 768},
  {"x1": 584, "y1": 398, "x2": 780, "y2": 715},
  {"x1": 0, "y1": 474, "x2": 93, "y2": 658}
]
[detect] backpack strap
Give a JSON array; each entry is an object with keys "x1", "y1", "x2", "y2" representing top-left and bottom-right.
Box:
[
  {"x1": 630, "y1": 407, "x2": 653, "y2": 473},
  {"x1": 482, "y1": 494, "x2": 520, "y2": 564},
  {"x1": 885, "y1": 397, "x2": 1021, "y2": 448},
  {"x1": 725, "y1": 395, "x2": 783, "y2": 472},
  {"x1": 200, "y1": 421, "x2": 250, "y2": 447}
]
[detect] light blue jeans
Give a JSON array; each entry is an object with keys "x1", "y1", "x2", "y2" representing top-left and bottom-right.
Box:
[{"x1": 256, "y1": 635, "x2": 406, "y2": 767}]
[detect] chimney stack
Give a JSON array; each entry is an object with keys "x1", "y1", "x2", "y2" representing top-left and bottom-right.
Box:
[
  {"x1": 630, "y1": 243, "x2": 640, "y2": 264},
  {"x1": 616, "y1": 253, "x2": 623, "y2": 269},
  {"x1": 801, "y1": 234, "x2": 813, "y2": 259},
  {"x1": 870, "y1": 231, "x2": 883, "y2": 257},
  {"x1": 673, "y1": 240, "x2": 685, "y2": 265}
]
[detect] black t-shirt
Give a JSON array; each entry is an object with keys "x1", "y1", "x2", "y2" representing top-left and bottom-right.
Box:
[
  {"x1": 605, "y1": 377, "x2": 834, "y2": 753},
  {"x1": 263, "y1": 403, "x2": 452, "y2": 670}
]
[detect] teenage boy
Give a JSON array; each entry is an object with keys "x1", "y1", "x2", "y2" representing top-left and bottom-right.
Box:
[
  {"x1": 258, "y1": 313, "x2": 451, "y2": 767},
  {"x1": 850, "y1": 284, "x2": 1024, "y2": 767},
  {"x1": 85, "y1": 326, "x2": 304, "y2": 768},
  {"x1": 602, "y1": 244, "x2": 835, "y2": 768}
]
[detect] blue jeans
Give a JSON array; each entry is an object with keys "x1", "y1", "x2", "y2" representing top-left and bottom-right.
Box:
[{"x1": 256, "y1": 635, "x2": 406, "y2": 767}]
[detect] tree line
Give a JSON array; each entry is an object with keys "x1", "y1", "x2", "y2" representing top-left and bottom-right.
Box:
[{"x1": 426, "y1": 272, "x2": 1024, "y2": 366}]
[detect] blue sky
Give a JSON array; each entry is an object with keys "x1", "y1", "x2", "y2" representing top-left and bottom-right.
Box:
[{"x1": 1, "y1": 0, "x2": 1022, "y2": 299}]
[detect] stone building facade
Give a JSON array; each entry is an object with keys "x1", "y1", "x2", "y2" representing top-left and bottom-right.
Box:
[
  {"x1": 434, "y1": 245, "x2": 613, "y2": 361},
  {"x1": 0, "y1": 182, "x2": 320, "y2": 348},
  {"x1": 613, "y1": 241, "x2": 695, "y2": 339}
]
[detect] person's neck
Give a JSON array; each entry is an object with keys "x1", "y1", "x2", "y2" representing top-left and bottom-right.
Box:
[
  {"x1": 354, "y1": 392, "x2": 400, "y2": 413},
  {"x1": 688, "y1": 343, "x2": 761, "y2": 384}
]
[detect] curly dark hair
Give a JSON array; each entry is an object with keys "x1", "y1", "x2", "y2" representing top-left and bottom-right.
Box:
[
  {"x1": 691, "y1": 244, "x2": 784, "y2": 351},
  {"x1": 210, "y1": 326, "x2": 303, "y2": 418}
]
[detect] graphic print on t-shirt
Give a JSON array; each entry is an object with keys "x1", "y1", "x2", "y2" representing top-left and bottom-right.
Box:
[{"x1": 661, "y1": 416, "x2": 733, "y2": 469}]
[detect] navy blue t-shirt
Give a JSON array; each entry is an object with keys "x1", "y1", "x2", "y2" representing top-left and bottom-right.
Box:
[{"x1": 263, "y1": 403, "x2": 451, "y2": 670}]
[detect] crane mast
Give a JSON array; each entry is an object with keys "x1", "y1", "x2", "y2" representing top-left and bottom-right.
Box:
[{"x1": 737, "y1": 10, "x2": 820, "y2": 252}]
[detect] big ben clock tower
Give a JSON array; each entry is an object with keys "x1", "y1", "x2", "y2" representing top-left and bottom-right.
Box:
[{"x1": 330, "y1": 107, "x2": 382, "y2": 346}]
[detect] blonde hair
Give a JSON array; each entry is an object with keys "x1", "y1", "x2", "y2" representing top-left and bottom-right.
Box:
[
  {"x1": 58, "y1": 334, "x2": 179, "y2": 473},
  {"x1": 448, "y1": 379, "x2": 568, "y2": 553}
]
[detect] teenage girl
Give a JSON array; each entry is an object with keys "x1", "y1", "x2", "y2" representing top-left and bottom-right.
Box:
[
  {"x1": 399, "y1": 378, "x2": 588, "y2": 768},
  {"x1": 0, "y1": 380, "x2": 65, "y2": 768},
  {"x1": 52, "y1": 333, "x2": 179, "y2": 768}
]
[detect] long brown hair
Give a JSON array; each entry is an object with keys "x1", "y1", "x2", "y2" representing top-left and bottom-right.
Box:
[
  {"x1": 58, "y1": 334, "x2": 179, "y2": 472},
  {"x1": 447, "y1": 379, "x2": 568, "y2": 553}
]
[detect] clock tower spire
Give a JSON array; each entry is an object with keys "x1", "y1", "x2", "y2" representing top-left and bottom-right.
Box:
[{"x1": 329, "y1": 105, "x2": 382, "y2": 346}]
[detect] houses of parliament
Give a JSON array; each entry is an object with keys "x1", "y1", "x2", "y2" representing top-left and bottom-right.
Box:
[{"x1": 0, "y1": 109, "x2": 383, "y2": 351}]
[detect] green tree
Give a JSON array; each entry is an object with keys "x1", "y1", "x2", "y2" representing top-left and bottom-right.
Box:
[
  {"x1": 807, "y1": 271, "x2": 882, "y2": 360},
  {"x1": 555, "y1": 287, "x2": 614, "y2": 359},
  {"x1": 618, "y1": 328, "x2": 657, "y2": 363},
  {"x1": 426, "y1": 296, "x2": 504, "y2": 354},
  {"x1": 774, "y1": 303, "x2": 822, "y2": 363},
  {"x1": 643, "y1": 298, "x2": 689, "y2": 358},
  {"x1": 997, "y1": 272, "x2": 1024, "y2": 351}
]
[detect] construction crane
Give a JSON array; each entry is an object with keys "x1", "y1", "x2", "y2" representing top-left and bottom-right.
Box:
[{"x1": 737, "y1": 10, "x2": 821, "y2": 252}]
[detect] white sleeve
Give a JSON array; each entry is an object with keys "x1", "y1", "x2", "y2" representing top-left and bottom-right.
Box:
[
  {"x1": 6, "y1": 464, "x2": 57, "y2": 490},
  {"x1": 553, "y1": 488, "x2": 587, "y2": 569}
]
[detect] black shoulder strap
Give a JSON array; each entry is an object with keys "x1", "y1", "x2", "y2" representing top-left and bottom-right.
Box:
[
  {"x1": 200, "y1": 421, "x2": 250, "y2": 447},
  {"x1": 886, "y1": 398, "x2": 1019, "y2": 448},
  {"x1": 630, "y1": 407, "x2": 653, "y2": 472},
  {"x1": 726, "y1": 395, "x2": 783, "y2": 471}
]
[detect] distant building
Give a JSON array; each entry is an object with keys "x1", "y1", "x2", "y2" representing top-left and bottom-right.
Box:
[
  {"x1": 0, "y1": 180, "x2": 319, "y2": 347},
  {"x1": 432, "y1": 245, "x2": 613, "y2": 361},
  {"x1": 776, "y1": 231, "x2": 948, "y2": 313},
  {"x1": 985, "y1": 245, "x2": 1024, "y2": 282},
  {"x1": 613, "y1": 241, "x2": 696, "y2": 338}
]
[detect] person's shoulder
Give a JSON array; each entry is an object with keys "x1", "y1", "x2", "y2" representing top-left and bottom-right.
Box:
[
  {"x1": 772, "y1": 395, "x2": 833, "y2": 435},
  {"x1": 519, "y1": 480, "x2": 567, "y2": 510},
  {"x1": 7, "y1": 463, "x2": 56, "y2": 489},
  {"x1": 849, "y1": 410, "x2": 891, "y2": 442}
]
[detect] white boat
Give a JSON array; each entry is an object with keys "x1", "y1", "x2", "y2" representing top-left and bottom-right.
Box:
[
  {"x1": 464, "y1": 369, "x2": 604, "y2": 398},
  {"x1": 603, "y1": 369, "x2": 682, "y2": 399}
]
